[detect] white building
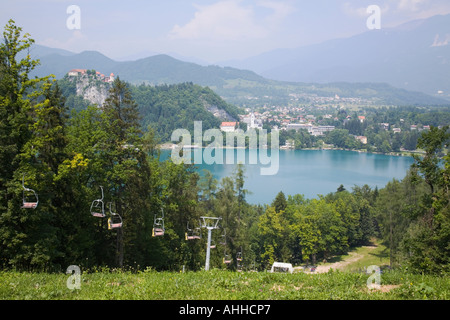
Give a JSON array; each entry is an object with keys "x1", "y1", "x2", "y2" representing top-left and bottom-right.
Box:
[
  {"x1": 311, "y1": 126, "x2": 335, "y2": 136},
  {"x1": 220, "y1": 122, "x2": 237, "y2": 133},
  {"x1": 287, "y1": 123, "x2": 335, "y2": 136},
  {"x1": 356, "y1": 136, "x2": 368, "y2": 144},
  {"x1": 242, "y1": 112, "x2": 263, "y2": 130},
  {"x1": 287, "y1": 123, "x2": 313, "y2": 133},
  {"x1": 68, "y1": 69, "x2": 87, "y2": 77}
]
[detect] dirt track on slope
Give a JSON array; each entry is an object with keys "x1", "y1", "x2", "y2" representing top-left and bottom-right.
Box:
[{"x1": 313, "y1": 246, "x2": 378, "y2": 273}]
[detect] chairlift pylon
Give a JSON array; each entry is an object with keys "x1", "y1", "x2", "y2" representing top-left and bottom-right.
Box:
[
  {"x1": 21, "y1": 175, "x2": 38, "y2": 209},
  {"x1": 90, "y1": 186, "x2": 106, "y2": 218},
  {"x1": 107, "y1": 202, "x2": 123, "y2": 230}
]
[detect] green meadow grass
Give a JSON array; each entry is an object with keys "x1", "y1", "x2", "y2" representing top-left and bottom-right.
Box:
[{"x1": 1, "y1": 268, "x2": 448, "y2": 300}]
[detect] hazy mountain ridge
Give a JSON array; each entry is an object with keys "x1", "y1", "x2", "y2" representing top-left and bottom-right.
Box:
[
  {"x1": 30, "y1": 47, "x2": 266, "y2": 87},
  {"x1": 221, "y1": 14, "x2": 450, "y2": 99}
]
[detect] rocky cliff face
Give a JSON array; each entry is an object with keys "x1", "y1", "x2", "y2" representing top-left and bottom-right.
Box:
[
  {"x1": 74, "y1": 74, "x2": 111, "y2": 106},
  {"x1": 205, "y1": 104, "x2": 236, "y2": 122},
  {"x1": 199, "y1": 97, "x2": 237, "y2": 122}
]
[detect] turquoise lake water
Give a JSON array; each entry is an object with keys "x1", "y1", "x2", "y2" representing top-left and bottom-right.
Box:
[{"x1": 160, "y1": 149, "x2": 415, "y2": 205}]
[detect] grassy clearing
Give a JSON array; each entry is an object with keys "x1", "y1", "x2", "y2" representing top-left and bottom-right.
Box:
[
  {"x1": 1, "y1": 268, "x2": 448, "y2": 300},
  {"x1": 1, "y1": 241, "x2": 447, "y2": 300},
  {"x1": 344, "y1": 245, "x2": 390, "y2": 272}
]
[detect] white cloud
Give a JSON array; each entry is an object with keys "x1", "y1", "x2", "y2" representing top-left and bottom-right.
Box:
[
  {"x1": 169, "y1": 0, "x2": 293, "y2": 42},
  {"x1": 386, "y1": 0, "x2": 450, "y2": 23},
  {"x1": 342, "y1": 2, "x2": 389, "y2": 18},
  {"x1": 39, "y1": 30, "x2": 87, "y2": 52},
  {"x1": 257, "y1": 0, "x2": 295, "y2": 24},
  {"x1": 432, "y1": 33, "x2": 450, "y2": 47},
  {"x1": 397, "y1": 0, "x2": 428, "y2": 11}
]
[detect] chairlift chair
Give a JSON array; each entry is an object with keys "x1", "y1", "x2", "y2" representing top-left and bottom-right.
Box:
[
  {"x1": 250, "y1": 260, "x2": 257, "y2": 272},
  {"x1": 107, "y1": 202, "x2": 123, "y2": 230},
  {"x1": 236, "y1": 250, "x2": 243, "y2": 271},
  {"x1": 210, "y1": 239, "x2": 216, "y2": 249},
  {"x1": 185, "y1": 221, "x2": 201, "y2": 240},
  {"x1": 90, "y1": 186, "x2": 106, "y2": 218},
  {"x1": 236, "y1": 250, "x2": 243, "y2": 262},
  {"x1": 220, "y1": 229, "x2": 231, "y2": 264},
  {"x1": 223, "y1": 253, "x2": 232, "y2": 264},
  {"x1": 220, "y1": 230, "x2": 227, "y2": 246},
  {"x1": 21, "y1": 175, "x2": 38, "y2": 209},
  {"x1": 152, "y1": 208, "x2": 165, "y2": 237}
]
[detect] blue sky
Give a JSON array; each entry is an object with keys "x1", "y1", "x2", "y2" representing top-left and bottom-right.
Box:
[{"x1": 1, "y1": 0, "x2": 450, "y2": 63}]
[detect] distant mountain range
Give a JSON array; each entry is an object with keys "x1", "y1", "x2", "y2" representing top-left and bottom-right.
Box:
[
  {"x1": 28, "y1": 13, "x2": 450, "y2": 107},
  {"x1": 220, "y1": 14, "x2": 450, "y2": 99},
  {"x1": 30, "y1": 46, "x2": 266, "y2": 88}
]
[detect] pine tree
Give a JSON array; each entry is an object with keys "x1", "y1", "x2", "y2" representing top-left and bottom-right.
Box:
[
  {"x1": 100, "y1": 77, "x2": 148, "y2": 268},
  {"x1": 272, "y1": 191, "x2": 287, "y2": 213}
]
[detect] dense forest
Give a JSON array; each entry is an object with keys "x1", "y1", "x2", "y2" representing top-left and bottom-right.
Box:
[
  {"x1": 131, "y1": 82, "x2": 241, "y2": 142},
  {"x1": 1, "y1": 20, "x2": 449, "y2": 275}
]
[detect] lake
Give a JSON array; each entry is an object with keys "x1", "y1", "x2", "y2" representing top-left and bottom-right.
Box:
[{"x1": 160, "y1": 149, "x2": 416, "y2": 205}]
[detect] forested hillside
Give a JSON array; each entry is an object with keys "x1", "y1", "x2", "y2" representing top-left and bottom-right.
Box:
[
  {"x1": 131, "y1": 82, "x2": 240, "y2": 142},
  {"x1": 57, "y1": 75, "x2": 241, "y2": 142},
  {"x1": 1, "y1": 20, "x2": 449, "y2": 275}
]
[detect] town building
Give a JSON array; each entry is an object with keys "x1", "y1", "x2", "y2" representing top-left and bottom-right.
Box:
[
  {"x1": 220, "y1": 122, "x2": 238, "y2": 133},
  {"x1": 287, "y1": 123, "x2": 313, "y2": 133},
  {"x1": 356, "y1": 136, "x2": 368, "y2": 144},
  {"x1": 242, "y1": 112, "x2": 263, "y2": 130},
  {"x1": 68, "y1": 69, "x2": 87, "y2": 76},
  {"x1": 311, "y1": 126, "x2": 335, "y2": 136},
  {"x1": 287, "y1": 123, "x2": 335, "y2": 136}
]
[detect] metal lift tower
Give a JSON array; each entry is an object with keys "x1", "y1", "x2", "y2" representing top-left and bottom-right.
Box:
[{"x1": 200, "y1": 216, "x2": 222, "y2": 271}]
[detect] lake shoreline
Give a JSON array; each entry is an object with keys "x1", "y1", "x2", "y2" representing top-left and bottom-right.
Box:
[
  {"x1": 157, "y1": 143, "x2": 422, "y2": 158},
  {"x1": 158, "y1": 147, "x2": 416, "y2": 204}
]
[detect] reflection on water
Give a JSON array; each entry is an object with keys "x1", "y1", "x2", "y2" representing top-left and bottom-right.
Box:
[{"x1": 159, "y1": 149, "x2": 415, "y2": 205}]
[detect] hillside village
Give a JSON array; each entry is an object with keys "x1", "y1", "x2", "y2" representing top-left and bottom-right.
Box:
[{"x1": 225, "y1": 101, "x2": 441, "y2": 152}]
